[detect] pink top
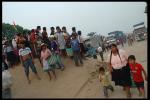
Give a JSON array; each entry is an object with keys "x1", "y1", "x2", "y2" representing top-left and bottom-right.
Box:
[
  {"x1": 107, "y1": 49, "x2": 128, "y2": 69},
  {"x1": 41, "y1": 48, "x2": 51, "y2": 60}
]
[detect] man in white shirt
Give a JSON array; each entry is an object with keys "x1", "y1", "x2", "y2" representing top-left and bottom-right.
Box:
[{"x1": 97, "y1": 46, "x2": 104, "y2": 61}]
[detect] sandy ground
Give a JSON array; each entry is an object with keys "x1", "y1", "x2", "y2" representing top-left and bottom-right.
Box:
[{"x1": 9, "y1": 40, "x2": 147, "y2": 98}]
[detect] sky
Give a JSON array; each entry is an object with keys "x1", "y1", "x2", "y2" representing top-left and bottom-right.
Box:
[{"x1": 2, "y1": 2, "x2": 147, "y2": 37}]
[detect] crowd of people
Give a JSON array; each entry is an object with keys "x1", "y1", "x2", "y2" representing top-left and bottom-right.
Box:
[
  {"x1": 2, "y1": 26, "x2": 89, "y2": 83},
  {"x1": 2, "y1": 26, "x2": 147, "y2": 98}
]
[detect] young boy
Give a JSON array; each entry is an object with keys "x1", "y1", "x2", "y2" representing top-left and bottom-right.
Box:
[
  {"x1": 128, "y1": 55, "x2": 147, "y2": 98},
  {"x1": 19, "y1": 43, "x2": 41, "y2": 84},
  {"x1": 71, "y1": 33, "x2": 83, "y2": 66},
  {"x1": 99, "y1": 67, "x2": 114, "y2": 98}
]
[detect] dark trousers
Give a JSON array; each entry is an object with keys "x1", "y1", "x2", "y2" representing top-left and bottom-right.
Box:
[
  {"x1": 73, "y1": 51, "x2": 83, "y2": 66},
  {"x1": 103, "y1": 85, "x2": 114, "y2": 97}
]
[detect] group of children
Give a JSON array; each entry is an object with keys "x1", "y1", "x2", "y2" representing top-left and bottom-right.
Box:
[{"x1": 98, "y1": 55, "x2": 147, "y2": 98}]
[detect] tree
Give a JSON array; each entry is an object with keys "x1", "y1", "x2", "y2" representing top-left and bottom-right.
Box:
[{"x1": 2, "y1": 23, "x2": 30, "y2": 40}]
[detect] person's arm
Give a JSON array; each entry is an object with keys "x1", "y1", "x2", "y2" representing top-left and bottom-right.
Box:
[
  {"x1": 141, "y1": 66, "x2": 147, "y2": 81},
  {"x1": 99, "y1": 74, "x2": 102, "y2": 82}
]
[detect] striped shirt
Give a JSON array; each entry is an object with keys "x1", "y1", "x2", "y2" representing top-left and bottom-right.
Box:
[{"x1": 19, "y1": 47, "x2": 31, "y2": 56}]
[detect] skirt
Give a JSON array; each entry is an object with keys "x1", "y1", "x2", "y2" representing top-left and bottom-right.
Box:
[{"x1": 112, "y1": 66, "x2": 132, "y2": 86}]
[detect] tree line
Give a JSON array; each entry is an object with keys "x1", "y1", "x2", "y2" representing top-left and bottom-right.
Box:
[{"x1": 2, "y1": 23, "x2": 30, "y2": 40}]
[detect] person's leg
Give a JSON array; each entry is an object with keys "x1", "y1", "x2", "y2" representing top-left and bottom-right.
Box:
[
  {"x1": 77, "y1": 51, "x2": 83, "y2": 65},
  {"x1": 73, "y1": 51, "x2": 79, "y2": 66},
  {"x1": 108, "y1": 85, "x2": 114, "y2": 92},
  {"x1": 139, "y1": 87, "x2": 145, "y2": 98},
  {"x1": 51, "y1": 68, "x2": 56, "y2": 79},
  {"x1": 125, "y1": 86, "x2": 131, "y2": 98},
  {"x1": 47, "y1": 71, "x2": 51, "y2": 81},
  {"x1": 56, "y1": 54, "x2": 64, "y2": 70},
  {"x1": 29, "y1": 59, "x2": 41, "y2": 80},
  {"x1": 103, "y1": 86, "x2": 108, "y2": 97},
  {"x1": 23, "y1": 60, "x2": 31, "y2": 84},
  {"x1": 99, "y1": 52, "x2": 104, "y2": 61}
]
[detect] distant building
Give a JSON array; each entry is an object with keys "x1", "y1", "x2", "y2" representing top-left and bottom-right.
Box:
[{"x1": 133, "y1": 22, "x2": 146, "y2": 41}]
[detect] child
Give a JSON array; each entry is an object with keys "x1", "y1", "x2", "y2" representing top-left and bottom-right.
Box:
[
  {"x1": 50, "y1": 35, "x2": 65, "y2": 71},
  {"x1": 40, "y1": 43, "x2": 56, "y2": 80},
  {"x1": 99, "y1": 67, "x2": 114, "y2": 98},
  {"x1": 128, "y1": 55, "x2": 147, "y2": 98},
  {"x1": 71, "y1": 33, "x2": 83, "y2": 66},
  {"x1": 19, "y1": 43, "x2": 41, "y2": 84}
]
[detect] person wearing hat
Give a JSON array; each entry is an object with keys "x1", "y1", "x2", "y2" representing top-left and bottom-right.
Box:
[
  {"x1": 19, "y1": 42, "x2": 41, "y2": 84},
  {"x1": 40, "y1": 43, "x2": 56, "y2": 80}
]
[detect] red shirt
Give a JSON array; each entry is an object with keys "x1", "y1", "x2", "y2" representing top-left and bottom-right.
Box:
[{"x1": 129, "y1": 63, "x2": 144, "y2": 82}]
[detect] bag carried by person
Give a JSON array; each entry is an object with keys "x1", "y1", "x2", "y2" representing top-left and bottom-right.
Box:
[
  {"x1": 42, "y1": 59, "x2": 50, "y2": 71},
  {"x1": 47, "y1": 53, "x2": 57, "y2": 65},
  {"x1": 66, "y1": 48, "x2": 73, "y2": 56},
  {"x1": 2, "y1": 70, "x2": 13, "y2": 90}
]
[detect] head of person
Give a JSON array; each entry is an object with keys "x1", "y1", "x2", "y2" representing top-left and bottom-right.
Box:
[
  {"x1": 41, "y1": 43, "x2": 47, "y2": 51},
  {"x1": 31, "y1": 29, "x2": 35, "y2": 33},
  {"x1": 56, "y1": 26, "x2": 61, "y2": 33},
  {"x1": 110, "y1": 43, "x2": 118, "y2": 53},
  {"x1": 72, "y1": 27, "x2": 76, "y2": 32},
  {"x1": 72, "y1": 33, "x2": 77, "y2": 39},
  {"x1": 43, "y1": 27, "x2": 46, "y2": 32},
  {"x1": 128, "y1": 55, "x2": 136, "y2": 64},
  {"x1": 51, "y1": 27, "x2": 55, "y2": 32},
  {"x1": 20, "y1": 43, "x2": 25, "y2": 48},
  {"x1": 37, "y1": 26, "x2": 41, "y2": 31},
  {"x1": 62, "y1": 26, "x2": 66, "y2": 33},
  {"x1": 99, "y1": 67, "x2": 105, "y2": 75},
  {"x1": 77, "y1": 31, "x2": 81, "y2": 36}
]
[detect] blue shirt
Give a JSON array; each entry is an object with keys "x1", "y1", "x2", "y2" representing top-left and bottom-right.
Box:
[{"x1": 71, "y1": 39, "x2": 80, "y2": 51}]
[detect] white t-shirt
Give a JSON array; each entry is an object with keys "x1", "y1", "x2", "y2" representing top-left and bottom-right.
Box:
[
  {"x1": 78, "y1": 35, "x2": 84, "y2": 43},
  {"x1": 97, "y1": 46, "x2": 102, "y2": 52},
  {"x1": 19, "y1": 47, "x2": 31, "y2": 56},
  {"x1": 106, "y1": 49, "x2": 128, "y2": 69}
]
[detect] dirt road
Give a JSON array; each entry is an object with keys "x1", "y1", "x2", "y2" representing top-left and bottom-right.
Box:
[{"x1": 9, "y1": 40, "x2": 147, "y2": 98}]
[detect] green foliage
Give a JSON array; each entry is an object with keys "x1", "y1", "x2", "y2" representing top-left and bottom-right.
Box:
[{"x1": 2, "y1": 23, "x2": 30, "y2": 40}]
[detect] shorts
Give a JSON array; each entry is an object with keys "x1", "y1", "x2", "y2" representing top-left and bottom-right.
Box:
[{"x1": 134, "y1": 81, "x2": 144, "y2": 88}]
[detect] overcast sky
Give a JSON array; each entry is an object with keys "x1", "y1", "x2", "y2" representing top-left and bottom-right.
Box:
[{"x1": 2, "y1": 2, "x2": 147, "y2": 37}]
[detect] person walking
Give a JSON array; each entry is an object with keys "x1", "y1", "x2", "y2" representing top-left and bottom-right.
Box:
[
  {"x1": 40, "y1": 43, "x2": 56, "y2": 80},
  {"x1": 19, "y1": 43, "x2": 41, "y2": 84},
  {"x1": 106, "y1": 44, "x2": 132, "y2": 98},
  {"x1": 97, "y1": 46, "x2": 104, "y2": 61}
]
